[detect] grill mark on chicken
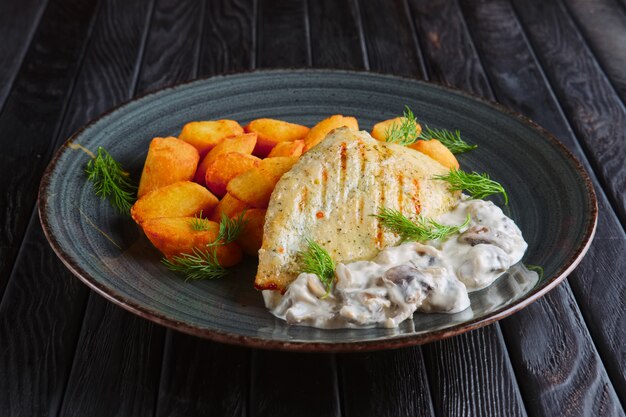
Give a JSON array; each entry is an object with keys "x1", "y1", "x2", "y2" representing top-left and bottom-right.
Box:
[
  {"x1": 339, "y1": 142, "x2": 348, "y2": 197},
  {"x1": 298, "y1": 187, "x2": 308, "y2": 212},
  {"x1": 321, "y1": 168, "x2": 328, "y2": 207},
  {"x1": 375, "y1": 151, "x2": 385, "y2": 248},
  {"x1": 354, "y1": 140, "x2": 367, "y2": 223},
  {"x1": 411, "y1": 178, "x2": 421, "y2": 215},
  {"x1": 398, "y1": 174, "x2": 404, "y2": 213}
]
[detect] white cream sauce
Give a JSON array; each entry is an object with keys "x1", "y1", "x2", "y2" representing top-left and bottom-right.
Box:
[{"x1": 263, "y1": 198, "x2": 528, "y2": 329}]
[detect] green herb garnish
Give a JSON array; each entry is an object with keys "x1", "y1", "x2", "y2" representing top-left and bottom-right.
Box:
[
  {"x1": 419, "y1": 125, "x2": 477, "y2": 154},
  {"x1": 299, "y1": 239, "x2": 335, "y2": 296},
  {"x1": 167, "y1": 211, "x2": 247, "y2": 280},
  {"x1": 434, "y1": 168, "x2": 508, "y2": 204},
  {"x1": 85, "y1": 147, "x2": 137, "y2": 213},
  {"x1": 208, "y1": 211, "x2": 247, "y2": 246},
  {"x1": 385, "y1": 106, "x2": 421, "y2": 146},
  {"x1": 189, "y1": 211, "x2": 210, "y2": 231},
  {"x1": 162, "y1": 248, "x2": 228, "y2": 281},
  {"x1": 374, "y1": 208, "x2": 470, "y2": 242}
]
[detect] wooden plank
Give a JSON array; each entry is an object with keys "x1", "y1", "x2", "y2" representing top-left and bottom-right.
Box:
[
  {"x1": 423, "y1": 327, "x2": 526, "y2": 417},
  {"x1": 562, "y1": 0, "x2": 626, "y2": 104},
  {"x1": 458, "y1": 0, "x2": 626, "y2": 412},
  {"x1": 339, "y1": 348, "x2": 434, "y2": 417},
  {"x1": 137, "y1": 0, "x2": 205, "y2": 94},
  {"x1": 155, "y1": 333, "x2": 249, "y2": 417},
  {"x1": 147, "y1": 1, "x2": 253, "y2": 415},
  {"x1": 356, "y1": 0, "x2": 423, "y2": 77},
  {"x1": 52, "y1": 1, "x2": 167, "y2": 416},
  {"x1": 407, "y1": 0, "x2": 491, "y2": 93},
  {"x1": 0, "y1": 2, "x2": 99, "y2": 414},
  {"x1": 57, "y1": 298, "x2": 164, "y2": 417},
  {"x1": 250, "y1": 351, "x2": 340, "y2": 417},
  {"x1": 510, "y1": 0, "x2": 626, "y2": 228},
  {"x1": 257, "y1": 0, "x2": 311, "y2": 67},
  {"x1": 198, "y1": 0, "x2": 255, "y2": 75},
  {"x1": 0, "y1": 0, "x2": 48, "y2": 110},
  {"x1": 0, "y1": 215, "x2": 89, "y2": 416},
  {"x1": 307, "y1": 0, "x2": 366, "y2": 68},
  {"x1": 0, "y1": 0, "x2": 98, "y2": 299}
]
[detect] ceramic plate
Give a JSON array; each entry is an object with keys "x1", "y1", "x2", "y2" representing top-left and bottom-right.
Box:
[{"x1": 39, "y1": 70, "x2": 597, "y2": 351}]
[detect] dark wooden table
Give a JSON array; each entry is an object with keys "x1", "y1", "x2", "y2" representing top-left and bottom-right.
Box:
[{"x1": 2, "y1": 0, "x2": 626, "y2": 415}]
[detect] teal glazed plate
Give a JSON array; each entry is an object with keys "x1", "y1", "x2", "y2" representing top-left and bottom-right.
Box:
[{"x1": 39, "y1": 70, "x2": 597, "y2": 352}]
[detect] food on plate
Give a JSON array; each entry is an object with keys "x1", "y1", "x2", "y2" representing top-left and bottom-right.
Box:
[
  {"x1": 371, "y1": 116, "x2": 422, "y2": 142},
  {"x1": 131, "y1": 181, "x2": 218, "y2": 224},
  {"x1": 85, "y1": 147, "x2": 137, "y2": 213},
  {"x1": 235, "y1": 208, "x2": 267, "y2": 256},
  {"x1": 88, "y1": 109, "x2": 527, "y2": 330},
  {"x1": 210, "y1": 192, "x2": 249, "y2": 222},
  {"x1": 303, "y1": 115, "x2": 359, "y2": 151},
  {"x1": 179, "y1": 120, "x2": 244, "y2": 157},
  {"x1": 142, "y1": 216, "x2": 242, "y2": 266},
  {"x1": 267, "y1": 140, "x2": 305, "y2": 157},
  {"x1": 204, "y1": 152, "x2": 261, "y2": 197},
  {"x1": 244, "y1": 118, "x2": 309, "y2": 157},
  {"x1": 264, "y1": 197, "x2": 526, "y2": 328},
  {"x1": 194, "y1": 132, "x2": 257, "y2": 185},
  {"x1": 255, "y1": 128, "x2": 459, "y2": 292},
  {"x1": 410, "y1": 139, "x2": 459, "y2": 169},
  {"x1": 138, "y1": 137, "x2": 200, "y2": 198},
  {"x1": 259, "y1": 128, "x2": 525, "y2": 329},
  {"x1": 226, "y1": 156, "x2": 298, "y2": 208}
]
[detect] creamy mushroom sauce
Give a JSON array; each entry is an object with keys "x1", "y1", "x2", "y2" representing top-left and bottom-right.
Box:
[{"x1": 263, "y1": 198, "x2": 528, "y2": 329}]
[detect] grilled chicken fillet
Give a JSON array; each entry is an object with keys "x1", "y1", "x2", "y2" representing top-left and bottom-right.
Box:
[{"x1": 255, "y1": 127, "x2": 460, "y2": 292}]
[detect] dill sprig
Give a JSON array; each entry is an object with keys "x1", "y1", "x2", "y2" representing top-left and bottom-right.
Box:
[
  {"x1": 85, "y1": 147, "x2": 137, "y2": 214},
  {"x1": 189, "y1": 211, "x2": 209, "y2": 231},
  {"x1": 299, "y1": 239, "x2": 335, "y2": 296},
  {"x1": 434, "y1": 168, "x2": 508, "y2": 205},
  {"x1": 419, "y1": 125, "x2": 477, "y2": 154},
  {"x1": 162, "y1": 248, "x2": 228, "y2": 281},
  {"x1": 208, "y1": 211, "x2": 247, "y2": 246},
  {"x1": 374, "y1": 208, "x2": 471, "y2": 242},
  {"x1": 385, "y1": 106, "x2": 421, "y2": 146},
  {"x1": 165, "y1": 212, "x2": 247, "y2": 281}
]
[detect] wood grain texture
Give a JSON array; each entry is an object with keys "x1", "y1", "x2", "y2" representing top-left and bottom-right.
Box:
[
  {"x1": 198, "y1": 0, "x2": 255, "y2": 76},
  {"x1": 459, "y1": 0, "x2": 626, "y2": 412},
  {"x1": 406, "y1": 0, "x2": 491, "y2": 93},
  {"x1": 356, "y1": 0, "x2": 423, "y2": 77},
  {"x1": 57, "y1": 298, "x2": 164, "y2": 417},
  {"x1": 137, "y1": 0, "x2": 205, "y2": 94},
  {"x1": 501, "y1": 287, "x2": 624, "y2": 417},
  {"x1": 510, "y1": 0, "x2": 626, "y2": 229},
  {"x1": 0, "y1": 216, "x2": 89, "y2": 416},
  {"x1": 0, "y1": 0, "x2": 98, "y2": 299},
  {"x1": 308, "y1": 0, "x2": 366, "y2": 69},
  {"x1": 250, "y1": 351, "x2": 341, "y2": 417},
  {"x1": 423, "y1": 327, "x2": 526, "y2": 417},
  {"x1": 338, "y1": 348, "x2": 435, "y2": 417},
  {"x1": 562, "y1": 0, "x2": 626, "y2": 104},
  {"x1": 568, "y1": 236, "x2": 626, "y2": 404},
  {"x1": 48, "y1": 1, "x2": 169, "y2": 416},
  {"x1": 147, "y1": 1, "x2": 253, "y2": 415},
  {"x1": 0, "y1": 0, "x2": 47, "y2": 111},
  {"x1": 257, "y1": 0, "x2": 311, "y2": 67},
  {"x1": 155, "y1": 333, "x2": 248, "y2": 417}
]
